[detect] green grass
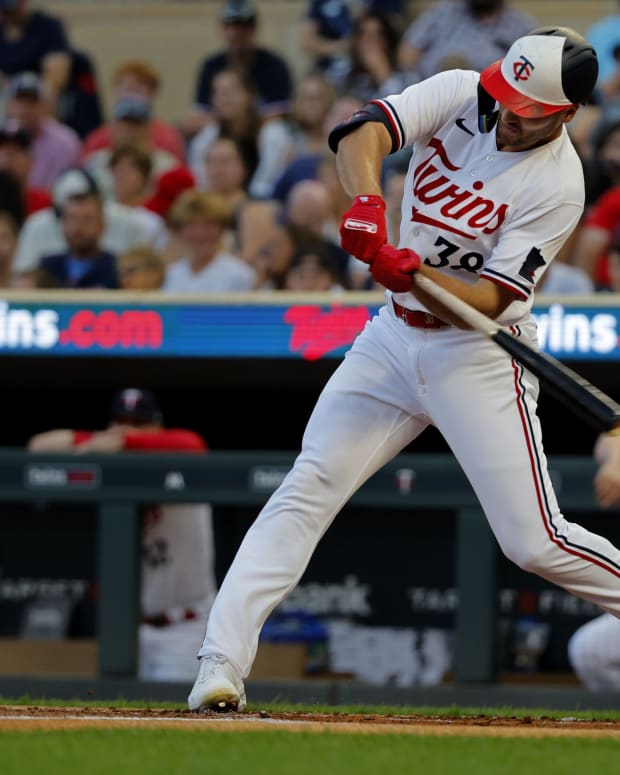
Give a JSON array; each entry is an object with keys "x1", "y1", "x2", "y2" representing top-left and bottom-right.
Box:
[
  {"x1": 2, "y1": 697, "x2": 619, "y2": 774},
  {"x1": 1, "y1": 729, "x2": 619, "y2": 775}
]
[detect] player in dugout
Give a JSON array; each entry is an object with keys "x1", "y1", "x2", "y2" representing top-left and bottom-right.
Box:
[
  {"x1": 187, "y1": 27, "x2": 620, "y2": 712},
  {"x1": 28, "y1": 388, "x2": 217, "y2": 682}
]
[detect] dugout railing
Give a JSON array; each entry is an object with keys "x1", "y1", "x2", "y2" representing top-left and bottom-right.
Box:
[{"x1": 0, "y1": 449, "x2": 606, "y2": 684}]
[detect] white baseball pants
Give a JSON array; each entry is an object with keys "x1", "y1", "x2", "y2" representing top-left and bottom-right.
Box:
[{"x1": 198, "y1": 303, "x2": 620, "y2": 678}]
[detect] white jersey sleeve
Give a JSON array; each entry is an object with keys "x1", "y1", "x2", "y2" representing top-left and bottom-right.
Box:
[{"x1": 380, "y1": 69, "x2": 482, "y2": 149}]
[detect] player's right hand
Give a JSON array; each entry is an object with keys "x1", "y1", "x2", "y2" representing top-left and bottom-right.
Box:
[
  {"x1": 340, "y1": 195, "x2": 387, "y2": 264},
  {"x1": 370, "y1": 244, "x2": 420, "y2": 292}
]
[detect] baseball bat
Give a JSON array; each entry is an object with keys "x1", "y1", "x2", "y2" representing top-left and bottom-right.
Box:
[{"x1": 413, "y1": 273, "x2": 620, "y2": 433}]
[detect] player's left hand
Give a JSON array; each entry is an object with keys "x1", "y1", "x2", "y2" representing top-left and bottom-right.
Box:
[
  {"x1": 340, "y1": 195, "x2": 387, "y2": 264},
  {"x1": 370, "y1": 244, "x2": 420, "y2": 292}
]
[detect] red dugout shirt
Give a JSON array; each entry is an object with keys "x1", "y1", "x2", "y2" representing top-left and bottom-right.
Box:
[{"x1": 73, "y1": 428, "x2": 207, "y2": 452}]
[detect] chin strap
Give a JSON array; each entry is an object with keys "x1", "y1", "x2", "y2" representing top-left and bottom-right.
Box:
[{"x1": 477, "y1": 82, "x2": 499, "y2": 133}]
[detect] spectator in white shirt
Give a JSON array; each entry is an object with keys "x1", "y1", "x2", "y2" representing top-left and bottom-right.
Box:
[
  {"x1": 11, "y1": 167, "x2": 164, "y2": 282},
  {"x1": 162, "y1": 190, "x2": 256, "y2": 293}
]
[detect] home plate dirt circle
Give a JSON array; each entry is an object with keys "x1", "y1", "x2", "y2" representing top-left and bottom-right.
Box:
[{"x1": 1, "y1": 705, "x2": 620, "y2": 737}]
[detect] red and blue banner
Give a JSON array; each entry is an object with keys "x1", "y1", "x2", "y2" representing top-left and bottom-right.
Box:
[{"x1": 0, "y1": 294, "x2": 618, "y2": 360}]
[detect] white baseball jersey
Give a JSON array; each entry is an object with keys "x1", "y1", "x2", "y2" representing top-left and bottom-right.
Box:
[{"x1": 382, "y1": 69, "x2": 584, "y2": 326}]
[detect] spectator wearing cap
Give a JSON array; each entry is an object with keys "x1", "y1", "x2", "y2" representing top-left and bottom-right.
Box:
[
  {"x1": 27, "y1": 388, "x2": 218, "y2": 682},
  {"x1": 0, "y1": 0, "x2": 71, "y2": 104},
  {"x1": 82, "y1": 60, "x2": 186, "y2": 165},
  {"x1": 5, "y1": 71, "x2": 81, "y2": 190},
  {"x1": 34, "y1": 186, "x2": 119, "y2": 289},
  {"x1": 183, "y1": 0, "x2": 293, "y2": 139},
  {"x1": 10, "y1": 167, "x2": 165, "y2": 281},
  {"x1": 0, "y1": 119, "x2": 51, "y2": 214},
  {"x1": 82, "y1": 93, "x2": 178, "y2": 203}
]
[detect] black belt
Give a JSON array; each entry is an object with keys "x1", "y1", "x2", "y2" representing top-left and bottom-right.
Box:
[{"x1": 391, "y1": 297, "x2": 450, "y2": 329}]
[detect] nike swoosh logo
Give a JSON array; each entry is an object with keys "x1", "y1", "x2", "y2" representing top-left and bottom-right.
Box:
[{"x1": 455, "y1": 118, "x2": 475, "y2": 136}]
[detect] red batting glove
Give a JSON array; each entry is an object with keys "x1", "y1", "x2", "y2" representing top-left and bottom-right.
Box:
[
  {"x1": 340, "y1": 194, "x2": 387, "y2": 264},
  {"x1": 370, "y1": 244, "x2": 421, "y2": 292}
]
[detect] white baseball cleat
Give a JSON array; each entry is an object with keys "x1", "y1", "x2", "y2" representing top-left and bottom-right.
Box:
[{"x1": 187, "y1": 654, "x2": 247, "y2": 712}]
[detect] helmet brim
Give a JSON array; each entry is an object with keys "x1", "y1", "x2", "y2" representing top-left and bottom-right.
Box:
[{"x1": 479, "y1": 60, "x2": 573, "y2": 119}]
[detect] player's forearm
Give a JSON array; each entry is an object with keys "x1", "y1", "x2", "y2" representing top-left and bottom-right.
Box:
[
  {"x1": 27, "y1": 430, "x2": 76, "y2": 452},
  {"x1": 335, "y1": 124, "x2": 391, "y2": 199},
  {"x1": 410, "y1": 265, "x2": 514, "y2": 325}
]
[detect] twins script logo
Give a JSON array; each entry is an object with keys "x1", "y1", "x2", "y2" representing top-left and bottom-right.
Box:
[
  {"x1": 411, "y1": 137, "x2": 509, "y2": 240},
  {"x1": 285, "y1": 306, "x2": 371, "y2": 360}
]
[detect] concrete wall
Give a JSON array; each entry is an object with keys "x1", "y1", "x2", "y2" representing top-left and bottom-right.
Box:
[{"x1": 41, "y1": 1, "x2": 615, "y2": 124}]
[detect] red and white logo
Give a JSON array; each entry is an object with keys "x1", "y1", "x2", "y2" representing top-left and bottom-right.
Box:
[
  {"x1": 120, "y1": 389, "x2": 143, "y2": 411},
  {"x1": 513, "y1": 55, "x2": 535, "y2": 82},
  {"x1": 343, "y1": 218, "x2": 378, "y2": 233}
]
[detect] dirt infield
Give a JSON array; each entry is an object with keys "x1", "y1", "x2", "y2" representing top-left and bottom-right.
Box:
[{"x1": 1, "y1": 705, "x2": 620, "y2": 737}]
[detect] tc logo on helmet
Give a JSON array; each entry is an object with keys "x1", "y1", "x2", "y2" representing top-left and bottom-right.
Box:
[{"x1": 513, "y1": 55, "x2": 535, "y2": 81}]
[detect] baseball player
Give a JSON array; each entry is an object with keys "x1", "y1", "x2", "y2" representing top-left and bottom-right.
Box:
[
  {"x1": 188, "y1": 27, "x2": 619, "y2": 712},
  {"x1": 567, "y1": 428, "x2": 620, "y2": 690},
  {"x1": 28, "y1": 388, "x2": 218, "y2": 682}
]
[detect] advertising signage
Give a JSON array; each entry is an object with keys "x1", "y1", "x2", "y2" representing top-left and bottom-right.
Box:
[{"x1": 0, "y1": 296, "x2": 618, "y2": 361}]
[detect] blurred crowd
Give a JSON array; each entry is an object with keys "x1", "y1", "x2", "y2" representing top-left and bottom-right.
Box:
[{"x1": 0, "y1": 0, "x2": 619, "y2": 295}]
